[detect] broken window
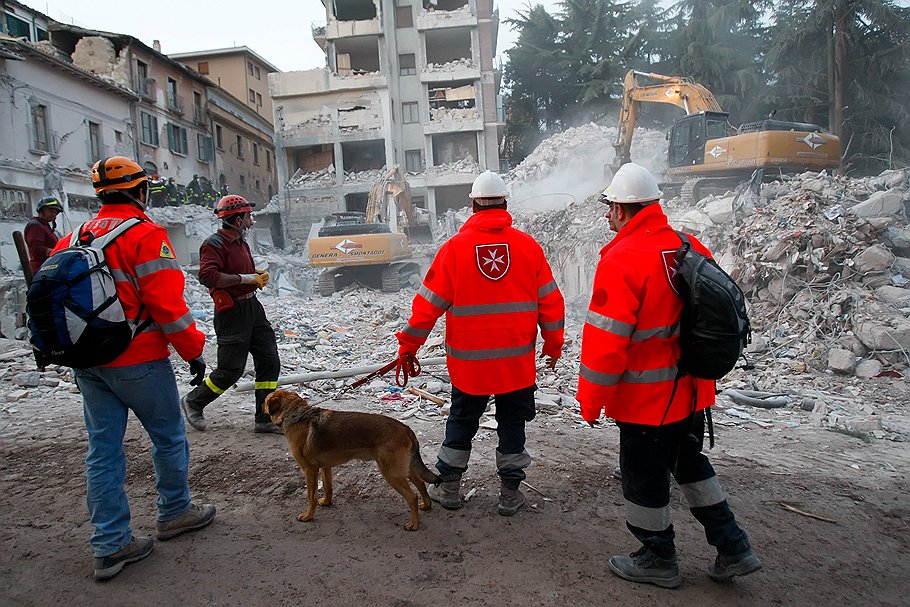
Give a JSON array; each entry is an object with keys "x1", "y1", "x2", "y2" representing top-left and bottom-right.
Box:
[
  {"x1": 405, "y1": 149, "x2": 424, "y2": 172},
  {"x1": 334, "y1": 36, "x2": 381, "y2": 74},
  {"x1": 434, "y1": 184, "x2": 472, "y2": 214},
  {"x1": 197, "y1": 61, "x2": 209, "y2": 74},
  {"x1": 425, "y1": 27, "x2": 472, "y2": 66},
  {"x1": 402, "y1": 102, "x2": 420, "y2": 124},
  {"x1": 341, "y1": 139, "x2": 386, "y2": 174},
  {"x1": 31, "y1": 104, "x2": 50, "y2": 152},
  {"x1": 395, "y1": 5, "x2": 413, "y2": 28},
  {"x1": 345, "y1": 192, "x2": 369, "y2": 212},
  {"x1": 292, "y1": 144, "x2": 334, "y2": 173},
  {"x1": 399, "y1": 53, "x2": 416, "y2": 76},
  {"x1": 431, "y1": 132, "x2": 477, "y2": 165},
  {"x1": 88, "y1": 121, "x2": 102, "y2": 161},
  {"x1": 422, "y1": 0, "x2": 468, "y2": 10},
  {"x1": 334, "y1": 0, "x2": 377, "y2": 21},
  {"x1": 5, "y1": 13, "x2": 31, "y2": 40},
  {"x1": 428, "y1": 82, "x2": 478, "y2": 122}
]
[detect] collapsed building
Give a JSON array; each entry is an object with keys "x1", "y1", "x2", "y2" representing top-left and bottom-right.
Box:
[{"x1": 269, "y1": 0, "x2": 504, "y2": 240}]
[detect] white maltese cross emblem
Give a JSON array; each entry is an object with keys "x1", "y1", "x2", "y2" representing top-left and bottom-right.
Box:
[{"x1": 476, "y1": 243, "x2": 510, "y2": 280}]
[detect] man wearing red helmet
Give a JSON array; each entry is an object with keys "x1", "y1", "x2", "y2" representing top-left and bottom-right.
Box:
[{"x1": 180, "y1": 194, "x2": 282, "y2": 434}]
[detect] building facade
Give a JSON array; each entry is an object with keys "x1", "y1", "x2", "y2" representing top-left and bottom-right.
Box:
[
  {"x1": 270, "y1": 0, "x2": 502, "y2": 238},
  {"x1": 169, "y1": 46, "x2": 278, "y2": 127}
]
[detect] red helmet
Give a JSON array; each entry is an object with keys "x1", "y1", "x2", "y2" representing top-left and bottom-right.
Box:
[{"x1": 214, "y1": 195, "x2": 255, "y2": 218}]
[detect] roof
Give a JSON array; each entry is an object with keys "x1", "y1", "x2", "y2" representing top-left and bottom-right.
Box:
[{"x1": 168, "y1": 46, "x2": 281, "y2": 74}]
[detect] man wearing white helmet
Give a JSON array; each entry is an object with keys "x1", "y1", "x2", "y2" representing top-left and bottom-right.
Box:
[
  {"x1": 396, "y1": 170, "x2": 565, "y2": 516},
  {"x1": 577, "y1": 163, "x2": 761, "y2": 588}
]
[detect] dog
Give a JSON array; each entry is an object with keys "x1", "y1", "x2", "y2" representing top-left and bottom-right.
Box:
[{"x1": 263, "y1": 389, "x2": 441, "y2": 531}]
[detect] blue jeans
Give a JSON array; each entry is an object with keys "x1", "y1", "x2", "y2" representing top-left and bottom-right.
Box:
[{"x1": 75, "y1": 358, "x2": 191, "y2": 557}]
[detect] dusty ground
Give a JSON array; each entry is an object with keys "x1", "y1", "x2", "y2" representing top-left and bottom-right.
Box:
[{"x1": 1, "y1": 346, "x2": 908, "y2": 607}]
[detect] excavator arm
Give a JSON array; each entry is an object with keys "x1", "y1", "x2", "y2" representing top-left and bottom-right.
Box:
[
  {"x1": 365, "y1": 166, "x2": 417, "y2": 232},
  {"x1": 613, "y1": 70, "x2": 723, "y2": 168}
]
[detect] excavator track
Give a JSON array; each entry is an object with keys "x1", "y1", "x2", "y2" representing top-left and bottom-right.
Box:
[
  {"x1": 382, "y1": 262, "x2": 420, "y2": 293},
  {"x1": 314, "y1": 270, "x2": 337, "y2": 297}
]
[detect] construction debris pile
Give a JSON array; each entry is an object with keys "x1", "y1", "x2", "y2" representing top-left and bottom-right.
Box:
[
  {"x1": 345, "y1": 167, "x2": 387, "y2": 183},
  {"x1": 424, "y1": 58, "x2": 474, "y2": 72},
  {"x1": 430, "y1": 107, "x2": 480, "y2": 122},
  {"x1": 425, "y1": 157, "x2": 481, "y2": 176},
  {"x1": 286, "y1": 166, "x2": 336, "y2": 189}
]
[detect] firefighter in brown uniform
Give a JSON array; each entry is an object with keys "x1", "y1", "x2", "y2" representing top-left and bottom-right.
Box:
[{"x1": 180, "y1": 195, "x2": 282, "y2": 434}]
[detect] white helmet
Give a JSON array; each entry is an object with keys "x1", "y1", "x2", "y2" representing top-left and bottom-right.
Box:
[
  {"x1": 470, "y1": 170, "x2": 509, "y2": 205},
  {"x1": 602, "y1": 162, "x2": 662, "y2": 205}
]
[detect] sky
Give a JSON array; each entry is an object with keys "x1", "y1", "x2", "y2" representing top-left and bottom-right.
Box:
[{"x1": 23, "y1": 0, "x2": 560, "y2": 73}]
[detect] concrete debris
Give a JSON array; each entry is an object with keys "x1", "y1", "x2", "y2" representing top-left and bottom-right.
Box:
[
  {"x1": 286, "y1": 166, "x2": 336, "y2": 189},
  {"x1": 345, "y1": 167, "x2": 386, "y2": 183},
  {"x1": 424, "y1": 58, "x2": 474, "y2": 72},
  {"x1": 430, "y1": 107, "x2": 479, "y2": 122},
  {"x1": 426, "y1": 157, "x2": 481, "y2": 176}
]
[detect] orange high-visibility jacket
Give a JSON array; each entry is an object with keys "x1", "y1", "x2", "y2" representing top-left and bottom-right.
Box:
[
  {"x1": 398, "y1": 209, "x2": 565, "y2": 395},
  {"x1": 576, "y1": 204, "x2": 715, "y2": 425},
  {"x1": 52, "y1": 204, "x2": 205, "y2": 367}
]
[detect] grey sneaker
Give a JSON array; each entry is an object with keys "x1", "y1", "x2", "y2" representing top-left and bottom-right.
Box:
[
  {"x1": 427, "y1": 480, "x2": 462, "y2": 510},
  {"x1": 93, "y1": 536, "x2": 154, "y2": 581},
  {"x1": 254, "y1": 420, "x2": 283, "y2": 434},
  {"x1": 609, "y1": 546, "x2": 682, "y2": 589},
  {"x1": 181, "y1": 395, "x2": 207, "y2": 432},
  {"x1": 497, "y1": 486, "x2": 526, "y2": 516},
  {"x1": 708, "y1": 548, "x2": 762, "y2": 582},
  {"x1": 156, "y1": 503, "x2": 216, "y2": 540}
]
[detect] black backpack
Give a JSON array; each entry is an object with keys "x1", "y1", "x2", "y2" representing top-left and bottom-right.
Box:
[{"x1": 674, "y1": 232, "x2": 751, "y2": 379}]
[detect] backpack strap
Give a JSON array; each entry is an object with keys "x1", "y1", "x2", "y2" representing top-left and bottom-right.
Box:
[
  {"x1": 90, "y1": 217, "x2": 146, "y2": 249},
  {"x1": 69, "y1": 222, "x2": 89, "y2": 247}
]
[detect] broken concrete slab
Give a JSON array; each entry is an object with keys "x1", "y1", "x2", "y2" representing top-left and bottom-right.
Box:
[
  {"x1": 849, "y1": 189, "x2": 906, "y2": 218},
  {"x1": 827, "y1": 348, "x2": 855, "y2": 374}
]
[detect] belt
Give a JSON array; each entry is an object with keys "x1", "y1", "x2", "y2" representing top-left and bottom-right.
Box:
[{"x1": 236, "y1": 292, "x2": 256, "y2": 300}]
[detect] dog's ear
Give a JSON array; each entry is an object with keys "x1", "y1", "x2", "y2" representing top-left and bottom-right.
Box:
[{"x1": 263, "y1": 390, "x2": 285, "y2": 417}]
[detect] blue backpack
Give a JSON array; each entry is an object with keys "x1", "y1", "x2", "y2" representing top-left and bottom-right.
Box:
[{"x1": 27, "y1": 217, "x2": 150, "y2": 369}]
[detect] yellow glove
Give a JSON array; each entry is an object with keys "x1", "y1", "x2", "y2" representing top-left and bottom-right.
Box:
[{"x1": 254, "y1": 269, "x2": 270, "y2": 289}]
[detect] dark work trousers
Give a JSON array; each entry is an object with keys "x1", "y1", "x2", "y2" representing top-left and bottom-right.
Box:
[
  {"x1": 617, "y1": 410, "x2": 750, "y2": 559},
  {"x1": 436, "y1": 384, "x2": 536, "y2": 489},
  {"x1": 184, "y1": 295, "x2": 280, "y2": 423}
]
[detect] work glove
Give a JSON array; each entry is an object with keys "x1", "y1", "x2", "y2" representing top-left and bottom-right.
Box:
[
  {"x1": 254, "y1": 269, "x2": 270, "y2": 289},
  {"x1": 238, "y1": 274, "x2": 258, "y2": 286},
  {"x1": 188, "y1": 356, "x2": 206, "y2": 387}
]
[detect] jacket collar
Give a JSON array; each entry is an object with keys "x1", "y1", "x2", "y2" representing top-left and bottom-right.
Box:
[
  {"x1": 600, "y1": 204, "x2": 670, "y2": 256},
  {"x1": 460, "y1": 208, "x2": 512, "y2": 232},
  {"x1": 97, "y1": 204, "x2": 150, "y2": 222}
]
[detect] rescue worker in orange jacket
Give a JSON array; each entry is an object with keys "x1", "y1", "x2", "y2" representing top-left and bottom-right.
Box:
[
  {"x1": 577, "y1": 163, "x2": 761, "y2": 589},
  {"x1": 397, "y1": 170, "x2": 565, "y2": 516},
  {"x1": 52, "y1": 156, "x2": 216, "y2": 580}
]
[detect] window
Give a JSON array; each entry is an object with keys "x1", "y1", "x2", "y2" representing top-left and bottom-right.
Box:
[
  {"x1": 254, "y1": 65, "x2": 261, "y2": 80},
  {"x1": 197, "y1": 61, "x2": 209, "y2": 74},
  {"x1": 253, "y1": 142, "x2": 260, "y2": 165},
  {"x1": 405, "y1": 149, "x2": 424, "y2": 172},
  {"x1": 248, "y1": 61, "x2": 254, "y2": 76},
  {"x1": 140, "y1": 112, "x2": 158, "y2": 146},
  {"x1": 5, "y1": 13, "x2": 31, "y2": 40},
  {"x1": 395, "y1": 6, "x2": 413, "y2": 28},
  {"x1": 239, "y1": 174, "x2": 246, "y2": 186},
  {"x1": 197, "y1": 134, "x2": 214, "y2": 162},
  {"x1": 193, "y1": 91, "x2": 204, "y2": 122},
  {"x1": 167, "y1": 123, "x2": 188, "y2": 155},
  {"x1": 255, "y1": 179, "x2": 261, "y2": 191},
  {"x1": 115, "y1": 130, "x2": 124, "y2": 143},
  {"x1": 215, "y1": 124, "x2": 223, "y2": 149},
  {"x1": 35, "y1": 26, "x2": 48, "y2": 42},
  {"x1": 31, "y1": 104, "x2": 50, "y2": 152},
  {"x1": 266, "y1": 150, "x2": 271, "y2": 171},
  {"x1": 136, "y1": 60, "x2": 149, "y2": 95},
  {"x1": 167, "y1": 78, "x2": 180, "y2": 112},
  {"x1": 402, "y1": 102, "x2": 419, "y2": 124},
  {"x1": 236, "y1": 134, "x2": 244, "y2": 159},
  {"x1": 88, "y1": 121, "x2": 102, "y2": 161},
  {"x1": 256, "y1": 92, "x2": 262, "y2": 106},
  {"x1": 249, "y1": 88, "x2": 256, "y2": 102},
  {"x1": 399, "y1": 54, "x2": 416, "y2": 76}
]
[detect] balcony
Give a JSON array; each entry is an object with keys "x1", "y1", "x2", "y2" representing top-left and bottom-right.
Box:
[
  {"x1": 136, "y1": 77, "x2": 155, "y2": 101},
  {"x1": 420, "y1": 59, "x2": 480, "y2": 83},
  {"x1": 193, "y1": 102, "x2": 208, "y2": 125},
  {"x1": 416, "y1": 3, "x2": 476, "y2": 31},
  {"x1": 167, "y1": 92, "x2": 184, "y2": 115},
  {"x1": 324, "y1": 17, "x2": 382, "y2": 40},
  {"x1": 311, "y1": 21, "x2": 327, "y2": 50}
]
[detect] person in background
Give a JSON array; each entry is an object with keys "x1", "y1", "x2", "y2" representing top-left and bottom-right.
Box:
[
  {"x1": 180, "y1": 195, "x2": 282, "y2": 435},
  {"x1": 147, "y1": 174, "x2": 168, "y2": 208},
  {"x1": 576, "y1": 163, "x2": 761, "y2": 589},
  {"x1": 24, "y1": 196, "x2": 63, "y2": 274},
  {"x1": 52, "y1": 156, "x2": 216, "y2": 581},
  {"x1": 397, "y1": 170, "x2": 565, "y2": 516}
]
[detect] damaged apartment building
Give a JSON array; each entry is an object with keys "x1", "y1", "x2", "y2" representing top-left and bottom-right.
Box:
[{"x1": 270, "y1": 0, "x2": 503, "y2": 238}]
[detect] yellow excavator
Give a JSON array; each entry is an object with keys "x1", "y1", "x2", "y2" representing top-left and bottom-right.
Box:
[
  {"x1": 613, "y1": 70, "x2": 842, "y2": 200},
  {"x1": 308, "y1": 166, "x2": 427, "y2": 296}
]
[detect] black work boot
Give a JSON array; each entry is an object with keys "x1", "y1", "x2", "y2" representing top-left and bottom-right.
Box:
[
  {"x1": 709, "y1": 547, "x2": 762, "y2": 581},
  {"x1": 428, "y1": 479, "x2": 462, "y2": 510},
  {"x1": 609, "y1": 546, "x2": 682, "y2": 589},
  {"x1": 254, "y1": 420, "x2": 283, "y2": 434},
  {"x1": 497, "y1": 484, "x2": 526, "y2": 516},
  {"x1": 181, "y1": 394, "x2": 207, "y2": 432},
  {"x1": 93, "y1": 537, "x2": 154, "y2": 581}
]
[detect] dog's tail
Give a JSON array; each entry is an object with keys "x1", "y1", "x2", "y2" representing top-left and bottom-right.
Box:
[{"x1": 409, "y1": 431, "x2": 441, "y2": 485}]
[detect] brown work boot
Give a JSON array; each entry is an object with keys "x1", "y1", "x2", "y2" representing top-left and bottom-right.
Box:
[
  {"x1": 93, "y1": 537, "x2": 154, "y2": 581},
  {"x1": 497, "y1": 485, "x2": 526, "y2": 516},
  {"x1": 156, "y1": 503, "x2": 216, "y2": 540},
  {"x1": 427, "y1": 479, "x2": 462, "y2": 510}
]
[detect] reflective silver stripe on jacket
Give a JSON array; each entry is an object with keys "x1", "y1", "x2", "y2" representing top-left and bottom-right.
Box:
[
  {"x1": 402, "y1": 323, "x2": 431, "y2": 339},
  {"x1": 128, "y1": 318, "x2": 159, "y2": 333},
  {"x1": 579, "y1": 363, "x2": 622, "y2": 386},
  {"x1": 418, "y1": 284, "x2": 451, "y2": 310},
  {"x1": 135, "y1": 257, "x2": 180, "y2": 278},
  {"x1": 585, "y1": 310, "x2": 634, "y2": 338},
  {"x1": 631, "y1": 322, "x2": 680, "y2": 342},
  {"x1": 625, "y1": 500, "x2": 672, "y2": 531},
  {"x1": 679, "y1": 476, "x2": 725, "y2": 508},
  {"x1": 438, "y1": 445, "x2": 471, "y2": 468},
  {"x1": 538, "y1": 280, "x2": 558, "y2": 298},
  {"x1": 450, "y1": 301, "x2": 538, "y2": 317},
  {"x1": 159, "y1": 311, "x2": 194, "y2": 335},
  {"x1": 110, "y1": 269, "x2": 138, "y2": 288},
  {"x1": 495, "y1": 448, "x2": 531, "y2": 471},
  {"x1": 446, "y1": 342, "x2": 535, "y2": 361},
  {"x1": 539, "y1": 319, "x2": 564, "y2": 331},
  {"x1": 623, "y1": 366, "x2": 678, "y2": 384}
]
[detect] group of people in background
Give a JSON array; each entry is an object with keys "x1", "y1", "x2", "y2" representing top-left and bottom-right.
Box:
[
  {"x1": 25, "y1": 156, "x2": 761, "y2": 591},
  {"x1": 147, "y1": 173, "x2": 227, "y2": 208}
]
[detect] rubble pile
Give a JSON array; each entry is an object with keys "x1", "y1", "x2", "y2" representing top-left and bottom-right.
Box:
[
  {"x1": 286, "y1": 166, "x2": 335, "y2": 189},
  {"x1": 426, "y1": 157, "x2": 481, "y2": 175},
  {"x1": 430, "y1": 107, "x2": 479, "y2": 122},
  {"x1": 424, "y1": 58, "x2": 475, "y2": 72},
  {"x1": 345, "y1": 167, "x2": 386, "y2": 183}
]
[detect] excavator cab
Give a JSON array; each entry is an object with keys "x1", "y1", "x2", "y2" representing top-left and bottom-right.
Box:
[{"x1": 667, "y1": 111, "x2": 731, "y2": 168}]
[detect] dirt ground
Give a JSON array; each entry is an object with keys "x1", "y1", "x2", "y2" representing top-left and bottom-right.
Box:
[{"x1": 1, "y1": 354, "x2": 908, "y2": 607}]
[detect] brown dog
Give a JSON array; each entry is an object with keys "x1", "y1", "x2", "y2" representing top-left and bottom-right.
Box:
[{"x1": 263, "y1": 389, "x2": 440, "y2": 530}]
